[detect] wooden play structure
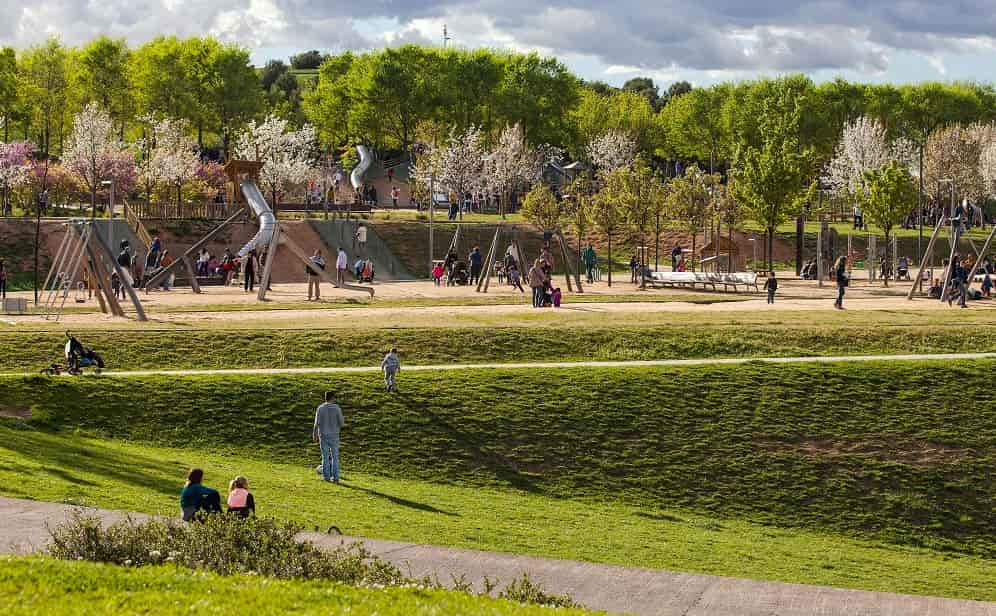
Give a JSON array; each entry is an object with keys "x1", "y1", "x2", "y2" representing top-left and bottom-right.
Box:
[
  {"x1": 698, "y1": 236, "x2": 742, "y2": 273},
  {"x1": 908, "y1": 214, "x2": 996, "y2": 300},
  {"x1": 41, "y1": 220, "x2": 147, "y2": 322},
  {"x1": 476, "y1": 225, "x2": 582, "y2": 293}
]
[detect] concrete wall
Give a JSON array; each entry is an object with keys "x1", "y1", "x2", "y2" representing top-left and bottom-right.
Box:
[{"x1": 308, "y1": 220, "x2": 415, "y2": 280}]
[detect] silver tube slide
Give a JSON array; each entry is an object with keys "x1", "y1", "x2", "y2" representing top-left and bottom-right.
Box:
[
  {"x1": 350, "y1": 145, "x2": 372, "y2": 190},
  {"x1": 238, "y1": 181, "x2": 276, "y2": 257}
]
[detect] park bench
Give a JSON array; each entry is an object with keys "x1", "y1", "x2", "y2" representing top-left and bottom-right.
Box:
[
  {"x1": 2, "y1": 298, "x2": 28, "y2": 314},
  {"x1": 646, "y1": 271, "x2": 759, "y2": 293}
]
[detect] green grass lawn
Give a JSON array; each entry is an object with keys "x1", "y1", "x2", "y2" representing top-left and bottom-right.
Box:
[
  {"x1": 3, "y1": 427, "x2": 995, "y2": 601},
  {"x1": 0, "y1": 557, "x2": 588, "y2": 615},
  {"x1": 3, "y1": 321, "x2": 996, "y2": 373}
]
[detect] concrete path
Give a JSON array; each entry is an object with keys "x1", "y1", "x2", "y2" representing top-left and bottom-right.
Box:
[
  {"x1": 2, "y1": 497, "x2": 993, "y2": 616},
  {"x1": 44, "y1": 351, "x2": 996, "y2": 378}
]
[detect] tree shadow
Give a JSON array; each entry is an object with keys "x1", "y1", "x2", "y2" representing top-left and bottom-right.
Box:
[{"x1": 340, "y1": 483, "x2": 458, "y2": 517}]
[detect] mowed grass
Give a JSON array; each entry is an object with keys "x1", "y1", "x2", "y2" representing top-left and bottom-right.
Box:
[
  {"x1": 0, "y1": 557, "x2": 589, "y2": 615},
  {"x1": 2, "y1": 427, "x2": 995, "y2": 601},
  {"x1": 4, "y1": 322, "x2": 996, "y2": 372},
  {"x1": 3, "y1": 360, "x2": 996, "y2": 554}
]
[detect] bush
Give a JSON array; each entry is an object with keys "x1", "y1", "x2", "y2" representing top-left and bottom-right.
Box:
[{"x1": 47, "y1": 512, "x2": 578, "y2": 607}]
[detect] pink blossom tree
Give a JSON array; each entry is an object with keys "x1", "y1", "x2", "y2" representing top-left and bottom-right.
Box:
[{"x1": 0, "y1": 140, "x2": 35, "y2": 215}]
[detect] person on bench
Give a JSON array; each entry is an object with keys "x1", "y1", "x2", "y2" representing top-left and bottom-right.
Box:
[{"x1": 180, "y1": 468, "x2": 221, "y2": 522}]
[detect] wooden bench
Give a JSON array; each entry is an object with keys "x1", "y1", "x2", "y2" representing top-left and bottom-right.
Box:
[
  {"x1": 646, "y1": 271, "x2": 759, "y2": 293},
  {"x1": 2, "y1": 298, "x2": 28, "y2": 314}
]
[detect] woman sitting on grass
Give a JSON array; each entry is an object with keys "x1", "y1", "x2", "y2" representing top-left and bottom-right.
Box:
[
  {"x1": 227, "y1": 476, "x2": 256, "y2": 518},
  {"x1": 180, "y1": 468, "x2": 221, "y2": 522}
]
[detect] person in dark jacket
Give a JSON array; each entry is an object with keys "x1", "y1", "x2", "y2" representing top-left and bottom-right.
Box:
[
  {"x1": 949, "y1": 258, "x2": 968, "y2": 308},
  {"x1": 763, "y1": 271, "x2": 778, "y2": 304},
  {"x1": 833, "y1": 257, "x2": 848, "y2": 309},
  {"x1": 180, "y1": 468, "x2": 221, "y2": 521}
]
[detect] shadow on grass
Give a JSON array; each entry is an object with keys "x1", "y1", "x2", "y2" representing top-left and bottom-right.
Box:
[
  {"x1": 341, "y1": 483, "x2": 458, "y2": 517},
  {"x1": 1, "y1": 426, "x2": 185, "y2": 499}
]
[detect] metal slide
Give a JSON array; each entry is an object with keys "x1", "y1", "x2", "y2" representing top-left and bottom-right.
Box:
[
  {"x1": 350, "y1": 145, "x2": 373, "y2": 190},
  {"x1": 238, "y1": 181, "x2": 276, "y2": 257}
]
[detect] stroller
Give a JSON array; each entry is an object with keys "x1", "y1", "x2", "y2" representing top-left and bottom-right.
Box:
[
  {"x1": 42, "y1": 333, "x2": 105, "y2": 375},
  {"x1": 449, "y1": 261, "x2": 470, "y2": 286}
]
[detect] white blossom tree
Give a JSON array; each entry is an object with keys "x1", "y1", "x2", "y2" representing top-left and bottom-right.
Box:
[
  {"x1": 925, "y1": 124, "x2": 983, "y2": 203},
  {"x1": 822, "y1": 116, "x2": 891, "y2": 198},
  {"x1": 586, "y1": 129, "x2": 637, "y2": 175},
  {"x1": 483, "y1": 123, "x2": 548, "y2": 218},
  {"x1": 62, "y1": 103, "x2": 128, "y2": 216},
  {"x1": 235, "y1": 114, "x2": 318, "y2": 211},
  {"x1": 139, "y1": 117, "x2": 200, "y2": 208},
  {"x1": 437, "y1": 125, "x2": 484, "y2": 220}
]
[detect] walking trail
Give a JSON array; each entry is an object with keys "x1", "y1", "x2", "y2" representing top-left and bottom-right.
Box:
[
  {"x1": 2, "y1": 497, "x2": 993, "y2": 616},
  {"x1": 35, "y1": 351, "x2": 996, "y2": 378}
]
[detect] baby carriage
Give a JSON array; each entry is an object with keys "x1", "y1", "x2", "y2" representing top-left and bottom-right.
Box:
[
  {"x1": 449, "y1": 261, "x2": 470, "y2": 286},
  {"x1": 41, "y1": 333, "x2": 104, "y2": 375}
]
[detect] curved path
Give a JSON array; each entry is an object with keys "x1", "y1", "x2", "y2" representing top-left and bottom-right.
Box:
[
  {"x1": 1, "y1": 497, "x2": 992, "y2": 616},
  {"x1": 54, "y1": 351, "x2": 996, "y2": 378}
]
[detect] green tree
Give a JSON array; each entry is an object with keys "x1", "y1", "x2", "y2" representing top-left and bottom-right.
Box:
[
  {"x1": 206, "y1": 43, "x2": 263, "y2": 157},
  {"x1": 862, "y1": 161, "x2": 917, "y2": 286},
  {"x1": 75, "y1": 36, "x2": 132, "y2": 135},
  {"x1": 305, "y1": 53, "x2": 355, "y2": 148},
  {"x1": 574, "y1": 89, "x2": 660, "y2": 160},
  {"x1": 666, "y1": 165, "x2": 717, "y2": 271},
  {"x1": 661, "y1": 84, "x2": 730, "y2": 172},
  {"x1": 521, "y1": 184, "x2": 563, "y2": 232},
  {"x1": 291, "y1": 50, "x2": 324, "y2": 70},
  {"x1": 130, "y1": 37, "x2": 195, "y2": 121},
  {"x1": 563, "y1": 175, "x2": 593, "y2": 276},
  {"x1": 496, "y1": 51, "x2": 580, "y2": 147},
  {"x1": 20, "y1": 38, "x2": 71, "y2": 157},
  {"x1": 0, "y1": 47, "x2": 18, "y2": 141},
  {"x1": 622, "y1": 77, "x2": 661, "y2": 111},
  {"x1": 589, "y1": 170, "x2": 627, "y2": 286},
  {"x1": 261, "y1": 60, "x2": 289, "y2": 91},
  {"x1": 730, "y1": 90, "x2": 817, "y2": 268}
]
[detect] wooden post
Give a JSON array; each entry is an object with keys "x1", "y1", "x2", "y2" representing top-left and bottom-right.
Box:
[
  {"x1": 868, "y1": 235, "x2": 876, "y2": 282},
  {"x1": 88, "y1": 221, "x2": 148, "y2": 321},
  {"x1": 907, "y1": 215, "x2": 946, "y2": 299},
  {"x1": 965, "y1": 223, "x2": 996, "y2": 289},
  {"x1": 816, "y1": 225, "x2": 823, "y2": 288},
  {"x1": 940, "y1": 224, "x2": 961, "y2": 303},
  {"x1": 477, "y1": 224, "x2": 501, "y2": 293},
  {"x1": 182, "y1": 256, "x2": 201, "y2": 294},
  {"x1": 256, "y1": 222, "x2": 281, "y2": 301},
  {"x1": 557, "y1": 231, "x2": 582, "y2": 293},
  {"x1": 143, "y1": 208, "x2": 245, "y2": 292}
]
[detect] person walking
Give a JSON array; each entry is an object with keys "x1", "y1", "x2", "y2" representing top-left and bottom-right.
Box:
[
  {"x1": 582, "y1": 243, "x2": 597, "y2": 283},
  {"x1": 468, "y1": 246, "x2": 483, "y2": 285},
  {"x1": 527, "y1": 259, "x2": 547, "y2": 308},
  {"x1": 391, "y1": 186, "x2": 400, "y2": 209},
  {"x1": 355, "y1": 224, "x2": 368, "y2": 256},
  {"x1": 670, "y1": 244, "x2": 683, "y2": 271},
  {"x1": 950, "y1": 258, "x2": 969, "y2": 309},
  {"x1": 336, "y1": 247, "x2": 348, "y2": 285},
  {"x1": 313, "y1": 391, "x2": 345, "y2": 484},
  {"x1": 242, "y1": 249, "x2": 257, "y2": 293},
  {"x1": 833, "y1": 256, "x2": 848, "y2": 309},
  {"x1": 381, "y1": 347, "x2": 401, "y2": 392},
  {"x1": 308, "y1": 250, "x2": 325, "y2": 301},
  {"x1": 0, "y1": 257, "x2": 7, "y2": 300},
  {"x1": 763, "y1": 271, "x2": 777, "y2": 304}
]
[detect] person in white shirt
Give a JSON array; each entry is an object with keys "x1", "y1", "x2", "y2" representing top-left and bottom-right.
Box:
[
  {"x1": 336, "y1": 247, "x2": 348, "y2": 285},
  {"x1": 355, "y1": 224, "x2": 368, "y2": 256}
]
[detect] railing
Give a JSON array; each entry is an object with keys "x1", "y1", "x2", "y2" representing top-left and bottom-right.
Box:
[
  {"x1": 126, "y1": 201, "x2": 245, "y2": 220},
  {"x1": 123, "y1": 201, "x2": 154, "y2": 249}
]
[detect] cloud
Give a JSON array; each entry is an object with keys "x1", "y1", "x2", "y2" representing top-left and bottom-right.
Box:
[{"x1": 2, "y1": 0, "x2": 995, "y2": 79}]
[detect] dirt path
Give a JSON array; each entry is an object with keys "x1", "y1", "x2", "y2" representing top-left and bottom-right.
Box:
[{"x1": 1, "y1": 497, "x2": 992, "y2": 616}]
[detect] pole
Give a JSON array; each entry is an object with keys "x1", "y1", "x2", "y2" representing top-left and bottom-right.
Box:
[
  {"x1": 428, "y1": 173, "x2": 435, "y2": 277},
  {"x1": 655, "y1": 213, "x2": 660, "y2": 271},
  {"x1": 107, "y1": 180, "x2": 115, "y2": 255}
]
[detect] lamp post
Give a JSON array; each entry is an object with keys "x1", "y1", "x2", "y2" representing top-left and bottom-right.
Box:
[
  {"x1": 101, "y1": 179, "x2": 115, "y2": 252},
  {"x1": 748, "y1": 237, "x2": 757, "y2": 271}
]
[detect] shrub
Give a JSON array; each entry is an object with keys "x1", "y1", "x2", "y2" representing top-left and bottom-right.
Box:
[{"x1": 47, "y1": 511, "x2": 578, "y2": 607}]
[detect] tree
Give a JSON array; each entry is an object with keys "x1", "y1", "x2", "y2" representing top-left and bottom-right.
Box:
[
  {"x1": 521, "y1": 184, "x2": 563, "y2": 232},
  {"x1": 666, "y1": 81, "x2": 692, "y2": 102},
  {"x1": 661, "y1": 85, "x2": 730, "y2": 172},
  {"x1": 0, "y1": 47, "x2": 19, "y2": 142},
  {"x1": 620, "y1": 160, "x2": 666, "y2": 281},
  {"x1": 573, "y1": 89, "x2": 659, "y2": 159},
  {"x1": 483, "y1": 123, "x2": 544, "y2": 218},
  {"x1": 305, "y1": 53, "x2": 355, "y2": 148},
  {"x1": 563, "y1": 175, "x2": 593, "y2": 275},
  {"x1": 205, "y1": 44, "x2": 263, "y2": 157},
  {"x1": 75, "y1": 36, "x2": 132, "y2": 135},
  {"x1": 589, "y1": 171, "x2": 626, "y2": 286},
  {"x1": 495, "y1": 51, "x2": 580, "y2": 147},
  {"x1": 235, "y1": 114, "x2": 317, "y2": 212},
  {"x1": 862, "y1": 161, "x2": 917, "y2": 286},
  {"x1": 822, "y1": 116, "x2": 891, "y2": 199},
  {"x1": 666, "y1": 165, "x2": 717, "y2": 271},
  {"x1": 586, "y1": 129, "x2": 637, "y2": 175},
  {"x1": 20, "y1": 38, "x2": 70, "y2": 157},
  {"x1": 291, "y1": 50, "x2": 325, "y2": 70},
  {"x1": 141, "y1": 117, "x2": 200, "y2": 208},
  {"x1": 0, "y1": 140, "x2": 34, "y2": 215},
  {"x1": 622, "y1": 77, "x2": 662, "y2": 111},
  {"x1": 925, "y1": 124, "x2": 983, "y2": 203},
  {"x1": 730, "y1": 90, "x2": 817, "y2": 268},
  {"x1": 436, "y1": 126, "x2": 485, "y2": 221},
  {"x1": 62, "y1": 103, "x2": 129, "y2": 217},
  {"x1": 130, "y1": 37, "x2": 195, "y2": 121}
]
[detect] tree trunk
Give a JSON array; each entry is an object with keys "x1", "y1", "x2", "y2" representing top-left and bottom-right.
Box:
[
  {"x1": 691, "y1": 233, "x2": 696, "y2": 272},
  {"x1": 883, "y1": 229, "x2": 890, "y2": 287},
  {"x1": 766, "y1": 226, "x2": 775, "y2": 270},
  {"x1": 607, "y1": 233, "x2": 612, "y2": 287}
]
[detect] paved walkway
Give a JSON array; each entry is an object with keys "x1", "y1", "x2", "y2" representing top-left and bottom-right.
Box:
[
  {"x1": 2, "y1": 497, "x2": 993, "y2": 616},
  {"x1": 48, "y1": 351, "x2": 996, "y2": 378}
]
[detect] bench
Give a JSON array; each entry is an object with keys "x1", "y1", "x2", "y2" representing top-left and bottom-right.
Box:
[
  {"x1": 646, "y1": 271, "x2": 759, "y2": 293},
  {"x1": 2, "y1": 298, "x2": 28, "y2": 314}
]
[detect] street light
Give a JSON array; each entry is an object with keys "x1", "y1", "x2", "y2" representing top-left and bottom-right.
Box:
[
  {"x1": 101, "y1": 179, "x2": 115, "y2": 252},
  {"x1": 748, "y1": 237, "x2": 757, "y2": 271}
]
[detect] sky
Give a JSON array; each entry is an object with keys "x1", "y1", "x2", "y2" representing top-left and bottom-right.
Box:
[{"x1": 5, "y1": 0, "x2": 996, "y2": 87}]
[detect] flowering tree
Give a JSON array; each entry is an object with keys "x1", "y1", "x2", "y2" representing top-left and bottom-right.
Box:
[
  {"x1": 586, "y1": 129, "x2": 637, "y2": 176},
  {"x1": 409, "y1": 144, "x2": 442, "y2": 209},
  {"x1": 62, "y1": 103, "x2": 130, "y2": 216},
  {"x1": 0, "y1": 141, "x2": 35, "y2": 215},
  {"x1": 483, "y1": 123, "x2": 547, "y2": 218},
  {"x1": 140, "y1": 117, "x2": 200, "y2": 208},
  {"x1": 924, "y1": 124, "x2": 983, "y2": 203},
  {"x1": 822, "y1": 117, "x2": 891, "y2": 198},
  {"x1": 235, "y1": 114, "x2": 318, "y2": 211},
  {"x1": 437, "y1": 125, "x2": 484, "y2": 220}
]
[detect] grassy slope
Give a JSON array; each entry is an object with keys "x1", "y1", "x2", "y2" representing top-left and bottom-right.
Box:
[
  {"x1": 3, "y1": 323, "x2": 996, "y2": 372},
  {"x1": 0, "y1": 557, "x2": 587, "y2": 615},
  {"x1": 2, "y1": 428, "x2": 994, "y2": 601},
  {"x1": 3, "y1": 361, "x2": 995, "y2": 557}
]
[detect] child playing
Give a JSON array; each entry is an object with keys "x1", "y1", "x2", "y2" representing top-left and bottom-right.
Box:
[
  {"x1": 432, "y1": 263, "x2": 444, "y2": 286},
  {"x1": 381, "y1": 347, "x2": 401, "y2": 392},
  {"x1": 226, "y1": 476, "x2": 256, "y2": 518},
  {"x1": 763, "y1": 271, "x2": 777, "y2": 304},
  {"x1": 983, "y1": 273, "x2": 993, "y2": 298},
  {"x1": 110, "y1": 271, "x2": 124, "y2": 300},
  {"x1": 551, "y1": 287, "x2": 562, "y2": 308}
]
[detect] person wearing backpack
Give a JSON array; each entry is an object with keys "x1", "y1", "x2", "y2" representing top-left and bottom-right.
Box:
[{"x1": 308, "y1": 250, "x2": 326, "y2": 301}]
